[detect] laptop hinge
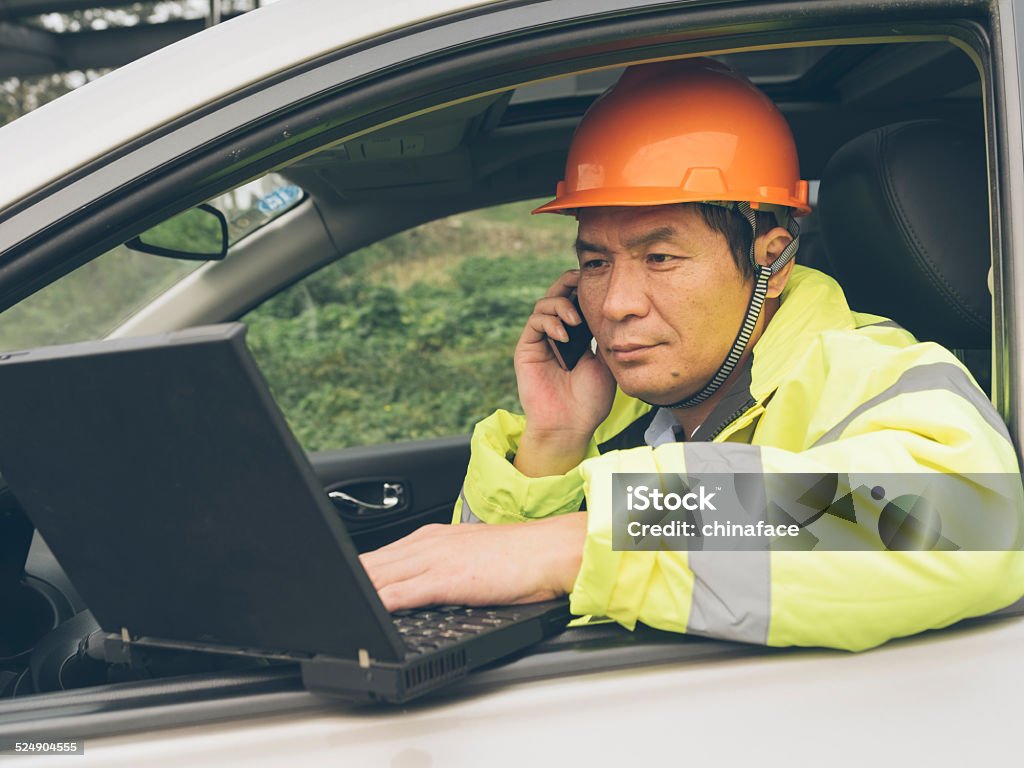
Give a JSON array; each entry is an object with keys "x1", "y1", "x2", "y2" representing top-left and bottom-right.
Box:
[{"x1": 100, "y1": 631, "x2": 315, "y2": 663}]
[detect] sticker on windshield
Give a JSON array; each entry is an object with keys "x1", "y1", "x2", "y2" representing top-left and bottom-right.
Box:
[{"x1": 256, "y1": 185, "x2": 303, "y2": 214}]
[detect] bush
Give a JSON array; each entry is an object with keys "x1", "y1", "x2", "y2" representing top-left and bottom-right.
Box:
[{"x1": 245, "y1": 200, "x2": 576, "y2": 450}]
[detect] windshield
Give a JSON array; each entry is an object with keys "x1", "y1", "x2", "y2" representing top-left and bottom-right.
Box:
[
  {"x1": 213, "y1": 173, "x2": 304, "y2": 247},
  {"x1": 0, "y1": 244, "x2": 203, "y2": 351},
  {"x1": 0, "y1": 173, "x2": 305, "y2": 352}
]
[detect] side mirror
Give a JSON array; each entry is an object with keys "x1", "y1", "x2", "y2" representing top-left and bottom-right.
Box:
[{"x1": 125, "y1": 204, "x2": 229, "y2": 261}]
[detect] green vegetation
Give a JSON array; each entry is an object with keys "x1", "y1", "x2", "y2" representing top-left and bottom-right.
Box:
[
  {"x1": 244, "y1": 200, "x2": 577, "y2": 450},
  {"x1": 0, "y1": 246, "x2": 203, "y2": 351}
]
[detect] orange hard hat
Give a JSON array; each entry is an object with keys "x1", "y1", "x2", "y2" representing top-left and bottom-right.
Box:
[{"x1": 533, "y1": 58, "x2": 810, "y2": 217}]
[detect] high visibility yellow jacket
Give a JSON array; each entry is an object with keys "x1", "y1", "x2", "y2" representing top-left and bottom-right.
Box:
[{"x1": 452, "y1": 266, "x2": 1024, "y2": 651}]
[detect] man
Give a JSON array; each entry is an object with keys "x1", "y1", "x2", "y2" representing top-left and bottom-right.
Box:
[{"x1": 361, "y1": 58, "x2": 1024, "y2": 651}]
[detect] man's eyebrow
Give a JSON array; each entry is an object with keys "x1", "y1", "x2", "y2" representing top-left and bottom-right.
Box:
[
  {"x1": 575, "y1": 226, "x2": 683, "y2": 257},
  {"x1": 575, "y1": 238, "x2": 610, "y2": 256},
  {"x1": 624, "y1": 226, "x2": 680, "y2": 251}
]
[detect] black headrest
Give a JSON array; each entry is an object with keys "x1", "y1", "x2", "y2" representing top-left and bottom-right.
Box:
[{"x1": 819, "y1": 120, "x2": 990, "y2": 348}]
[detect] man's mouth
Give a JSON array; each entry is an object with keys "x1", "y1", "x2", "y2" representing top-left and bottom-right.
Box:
[{"x1": 608, "y1": 343, "x2": 663, "y2": 361}]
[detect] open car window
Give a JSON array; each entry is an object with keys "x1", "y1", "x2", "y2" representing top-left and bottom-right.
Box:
[{"x1": 243, "y1": 199, "x2": 576, "y2": 450}]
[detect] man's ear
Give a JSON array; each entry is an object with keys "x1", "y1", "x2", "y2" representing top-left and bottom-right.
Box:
[{"x1": 755, "y1": 226, "x2": 795, "y2": 299}]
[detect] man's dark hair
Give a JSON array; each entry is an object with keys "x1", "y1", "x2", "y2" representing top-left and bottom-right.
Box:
[{"x1": 689, "y1": 203, "x2": 781, "y2": 280}]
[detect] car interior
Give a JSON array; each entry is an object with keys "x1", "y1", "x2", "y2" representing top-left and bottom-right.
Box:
[{"x1": 0, "y1": 35, "x2": 1005, "y2": 705}]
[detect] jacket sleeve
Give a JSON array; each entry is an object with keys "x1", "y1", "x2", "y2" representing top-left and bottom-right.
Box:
[
  {"x1": 451, "y1": 387, "x2": 650, "y2": 525},
  {"x1": 450, "y1": 408, "x2": 590, "y2": 526},
  {"x1": 572, "y1": 348, "x2": 1024, "y2": 652}
]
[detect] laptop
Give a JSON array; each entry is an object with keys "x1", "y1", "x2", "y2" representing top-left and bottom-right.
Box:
[{"x1": 0, "y1": 324, "x2": 570, "y2": 702}]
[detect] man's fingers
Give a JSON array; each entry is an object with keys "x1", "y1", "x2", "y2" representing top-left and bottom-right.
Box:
[
  {"x1": 360, "y1": 523, "x2": 462, "y2": 594},
  {"x1": 518, "y1": 297, "x2": 582, "y2": 346},
  {"x1": 360, "y1": 546, "x2": 431, "y2": 588},
  {"x1": 361, "y1": 525, "x2": 479, "y2": 610},
  {"x1": 362, "y1": 557, "x2": 422, "y2": 591},
  {"x1": 377, "y1": 577, "x2": 443, "y2": 613},
  {"x1": 542, "y1": 269, "x2": 580, "y2": 299},
  {"x1": 518, "y1": 310, "x2": 570, "y2": 346},
  {"x1": 359, "y1": 524, "x2": 448, "y2": 570},
  {"x1": 359, "y1": 544, "x2": 408, "y2": 573},
  {"x1": 359, "y1": 515, "x2": 587, "y2": 612},
  {"x1": 532, "y1": 296, "x2": 583, "y2": 326},
  {"x1": 539, "y1": 315, "x2": 569, "y2": 343},
  {"x1": 373, "y1": 555, "x2": 464, "y2": 612},
  {"x1": 516, "y1": 270, "x2": 587, "y2": 358}
]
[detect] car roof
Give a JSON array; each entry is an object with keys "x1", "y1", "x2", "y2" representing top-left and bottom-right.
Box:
[{"x1": 0, "y1": 0, "x2": 501, "y2": 213}]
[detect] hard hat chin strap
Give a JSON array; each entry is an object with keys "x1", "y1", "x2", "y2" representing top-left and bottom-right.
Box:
[{"x1": 641, "y1": 201, "x2": 800, "y2": 411}]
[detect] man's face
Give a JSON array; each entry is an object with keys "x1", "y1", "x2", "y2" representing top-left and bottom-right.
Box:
[{"x1": 575, "y1": 205, "x2": 753, "y2": 405}]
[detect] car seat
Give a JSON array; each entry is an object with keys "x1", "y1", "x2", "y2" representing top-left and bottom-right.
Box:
[{"x1": 817, "y1": 119, "x2": 992, "y2": 394}]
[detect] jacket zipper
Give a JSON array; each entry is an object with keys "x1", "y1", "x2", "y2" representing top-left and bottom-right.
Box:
[{"x1": 704, "y1": 397, "x2": 759, "y2": 442}]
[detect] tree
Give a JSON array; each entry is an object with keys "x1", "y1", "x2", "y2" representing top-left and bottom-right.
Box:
[{"x1": 0, "y1": 2, "x2": 260, "y2": 127}]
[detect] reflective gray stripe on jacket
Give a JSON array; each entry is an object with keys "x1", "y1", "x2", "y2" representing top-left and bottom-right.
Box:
[
  {"x1": 813, "y1": 362, "x2": 1010, "y2": 447},
  {"x1": 683, "y1": 443, "x2": 770, "y2": 645}
]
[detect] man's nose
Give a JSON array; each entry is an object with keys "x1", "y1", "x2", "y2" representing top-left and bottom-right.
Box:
[{"x1": 601, "y1": 260, "x2": 651, "y2": 321}]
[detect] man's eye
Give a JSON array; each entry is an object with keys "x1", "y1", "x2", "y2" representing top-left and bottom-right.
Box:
[
  {"x1": 648, "y1": 253, "x2": 676, "y2": 264},
  {"x1": 581, "y1": 258, "x2": 607, "y2": 270}
]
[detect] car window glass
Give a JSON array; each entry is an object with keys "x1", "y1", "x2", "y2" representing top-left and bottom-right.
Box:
[
  {"x1": 243, "y1": 199, "x2": 576, "y2": 451},
  {"x1": 210, "y1": 172, "x2": 305, "y2": 246},
  {"x1": 0, "y1": 172, "x2": 304, "y2": 352},
  {"x1": 0, "y1": 244, "x2": 203, "y2": 350}
]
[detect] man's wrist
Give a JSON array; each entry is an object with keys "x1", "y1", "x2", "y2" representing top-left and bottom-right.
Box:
[
  {"x1": 514, "y1": 427, "x2": 592, "y2": 477},
  {"x1": 539, "y1": 511, "x2": 587, "y2": 595}
]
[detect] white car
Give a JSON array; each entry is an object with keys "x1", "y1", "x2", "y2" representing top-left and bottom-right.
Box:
[{"x1": 1, "y1": 0, "x2": 1023, "y2": 764}]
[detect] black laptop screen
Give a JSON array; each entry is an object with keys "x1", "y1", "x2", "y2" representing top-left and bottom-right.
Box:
[{"x1": 0, "y1": 324, "x2": 403, "y2": 661}]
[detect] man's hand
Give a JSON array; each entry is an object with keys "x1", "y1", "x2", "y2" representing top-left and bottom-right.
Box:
[
  {"x1": 359, "y1": 513, "x2": 587, "y2": 612},
  {"x1": 513, "y1": 270, "x2": 616, "y2": 476}
]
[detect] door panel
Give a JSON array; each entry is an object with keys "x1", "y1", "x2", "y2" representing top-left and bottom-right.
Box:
[{"x1": 308, "y1": 435, "x2": 471, "y2": 552}]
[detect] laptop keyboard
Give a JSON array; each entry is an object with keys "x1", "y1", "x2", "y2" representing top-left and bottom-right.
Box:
[{"x1": 391, "y1": 605, "x2": 524, "y2": 656}]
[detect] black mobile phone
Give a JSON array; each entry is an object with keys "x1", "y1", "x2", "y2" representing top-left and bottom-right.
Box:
[{"x1": 547, "y1": 292, "x2": 593, "y2": 371}]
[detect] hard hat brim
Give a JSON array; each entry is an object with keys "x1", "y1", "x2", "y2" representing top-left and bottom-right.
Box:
[{"x1": 532, "y1": 187, "x2": 812, "y2": 217}]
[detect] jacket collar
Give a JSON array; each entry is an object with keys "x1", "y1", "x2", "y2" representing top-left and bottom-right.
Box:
[{"x1": 748, "y1": 266, "x2": 858, "y2": 402}]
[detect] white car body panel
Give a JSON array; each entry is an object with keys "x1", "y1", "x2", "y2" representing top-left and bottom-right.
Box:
[
  {"x1": 21, "y1": 615, "x2": 1024, "y2": 766},
  {"x1": 0, "y1": 0, "x2": 499, "y2": 211}
]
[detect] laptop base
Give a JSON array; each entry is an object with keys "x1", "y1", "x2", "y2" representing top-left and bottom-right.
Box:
[{"x1": 100, "y1": 599, "x2": 571, "y2": 703}]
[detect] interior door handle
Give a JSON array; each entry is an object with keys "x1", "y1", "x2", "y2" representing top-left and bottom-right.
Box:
[{"x1": 329, "y1": 482, "x2": 405, "y2": 513}]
